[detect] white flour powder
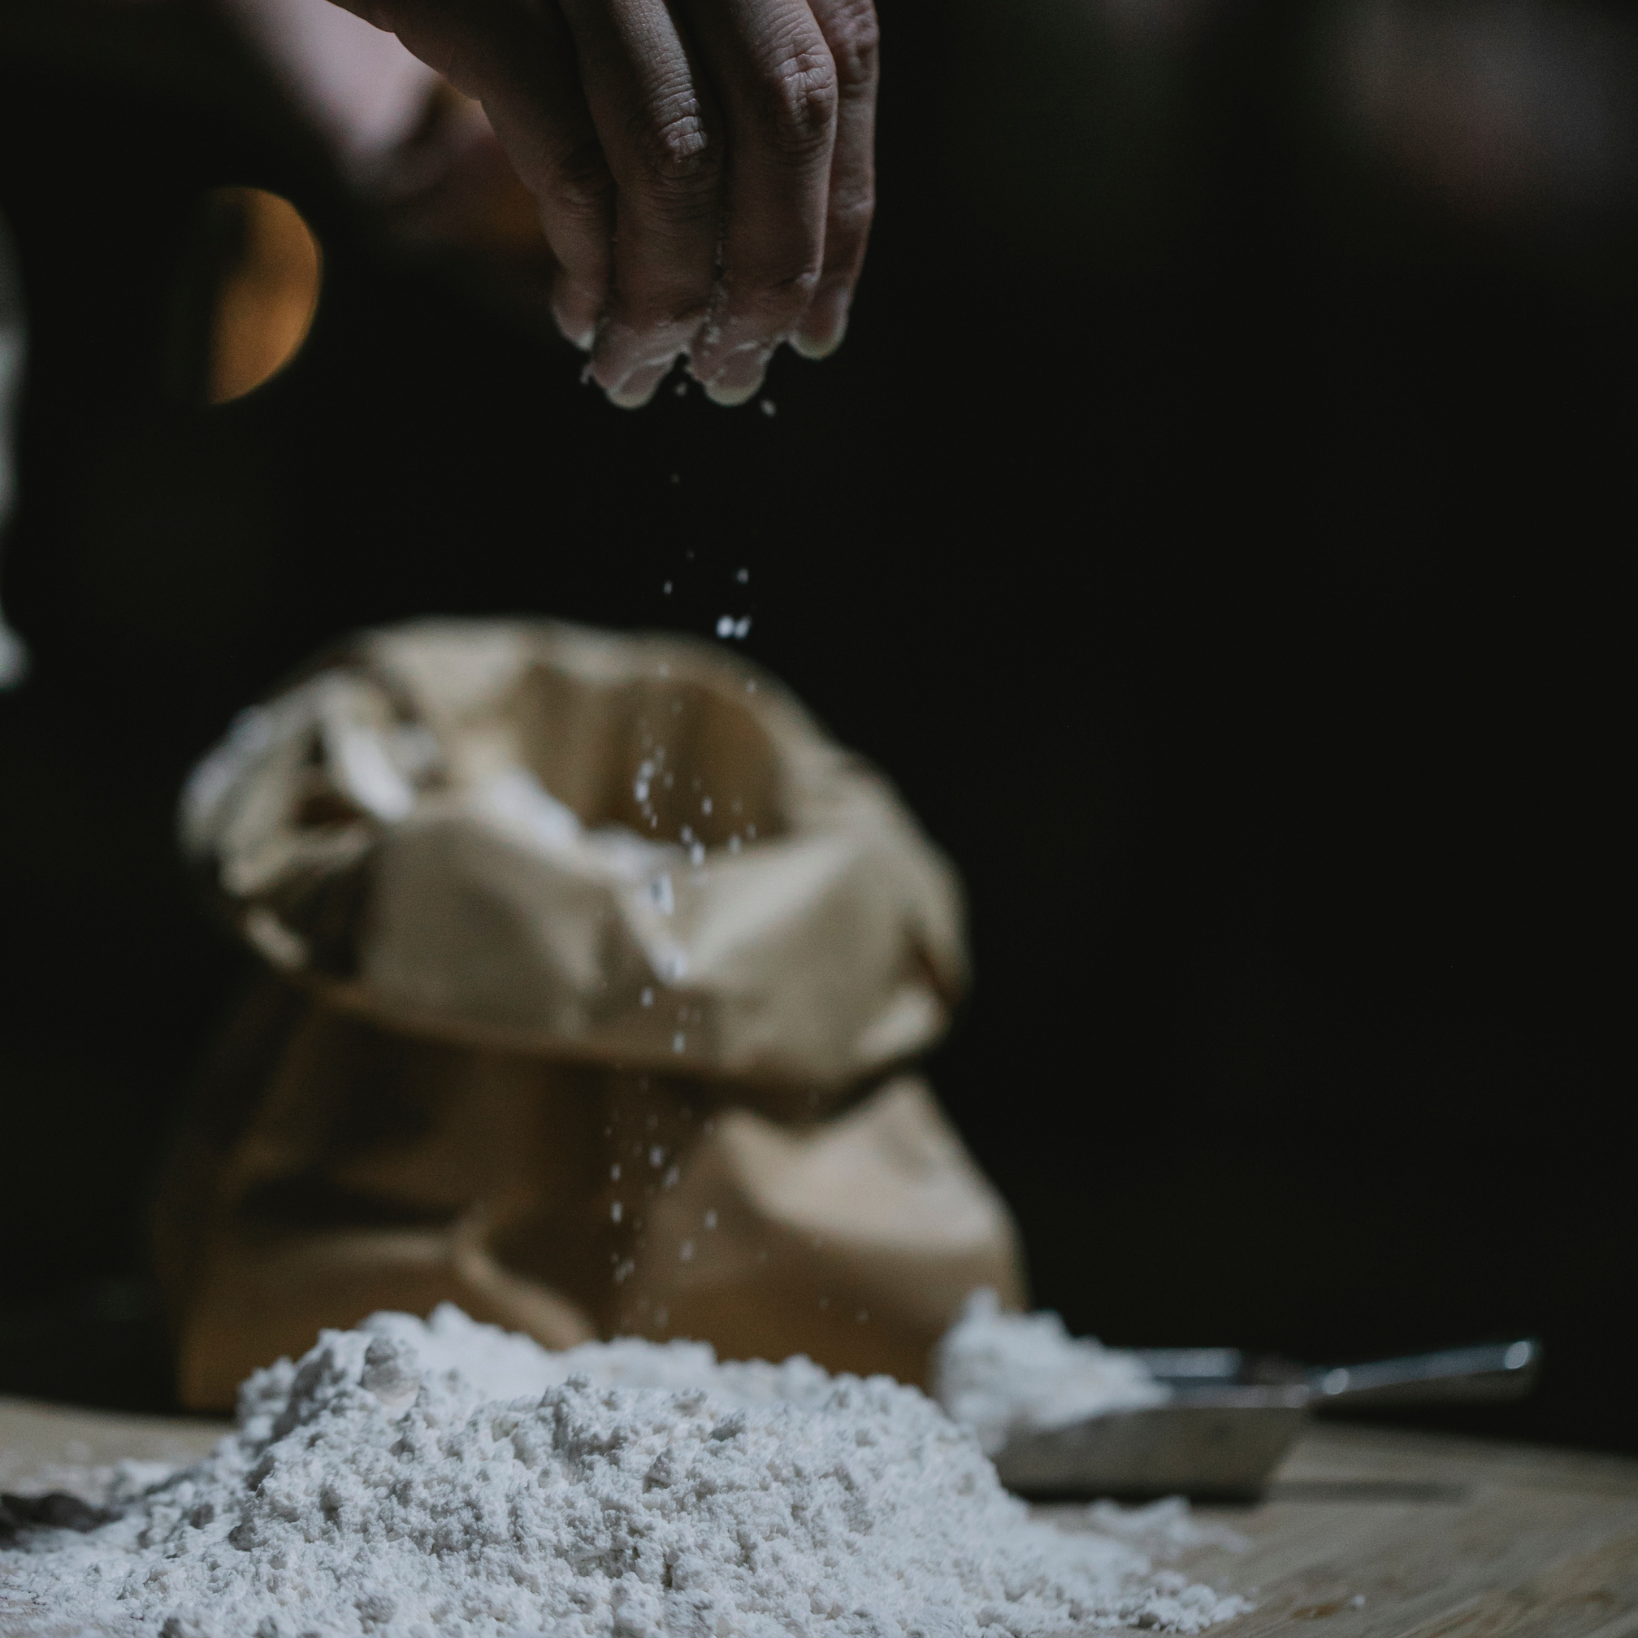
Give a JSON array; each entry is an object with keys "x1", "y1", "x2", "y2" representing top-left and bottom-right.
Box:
[
  {"x1": 932, "y1": 1293, "x2": 1172, "y2": 1456},
  {"x1": 0, "y1": 1307, "x2": 1245, "y2": 1638}
]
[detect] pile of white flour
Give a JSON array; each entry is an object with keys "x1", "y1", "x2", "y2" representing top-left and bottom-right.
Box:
[
  {"x1": 932, "y1": 1293, "x2": 1172, "y2": 1456},
  {"x1": 0, "y1": 1307, "x2": 1244, "y2": 1638}
]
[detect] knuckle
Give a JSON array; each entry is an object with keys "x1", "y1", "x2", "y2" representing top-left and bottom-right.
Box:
[
  {"x1": 709, "y1": 269, "x2": 819, "y2": 348},
  {"x1": 771, "y1": 271, "x2": 822, "y2": 319},
  {"x1": 757, "y1": 40, "x2": 839, "y2": 164},
  {"x1": 744, "y1": 268, "x2": 821, "y2": 315},
  {"x1": 827, "y1": 174, "x2": 875, "y2": 241},
  {"x1": 602, "y1": 304, "x2": 705, "y2": 354},
  {"x1": 553, "y1": 139, "x2": 616, "y2": 214},
  {"x1": 818, "y1": 0, "x2": 880, "y2": 86},
  {"x1": 735, "y1": 229, "x2": 825, "y2": 303},
  {"x1": 631, "y1": 86, "x2": 719, "y2": 190}
]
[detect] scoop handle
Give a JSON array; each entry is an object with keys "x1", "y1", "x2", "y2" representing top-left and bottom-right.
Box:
[{"x1": 1305, "y1": 1339, "x2": 1542, "y2": 1407}]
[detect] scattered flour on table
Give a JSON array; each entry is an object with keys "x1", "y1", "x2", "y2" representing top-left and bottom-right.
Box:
[
  {"x1": 932, "y1": 1292, "x2": 1172, "y2": 1456},
  {"x1": 0, "y1": 1306, "x2": 1246, "y2": 1638},
  {"x1": 1079, "y1": 1501, "x2": 1246, "y2": 1561}
]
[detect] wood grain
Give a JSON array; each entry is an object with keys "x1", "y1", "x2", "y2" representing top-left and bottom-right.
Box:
[
  {"x1": 0, "y1": 1395, "x2": 224, "y2": 1494},
  {"x1": 1090, "y1": 1424, "x2": 1638, "y2": 1638}
]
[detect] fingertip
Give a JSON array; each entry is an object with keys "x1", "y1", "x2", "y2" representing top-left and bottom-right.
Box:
[
  {"x1": 550, "y1": 279, "x2": 601, "y2": 353},
  {"x1": 694, "y1": 342, "x2": 772, "y2": 407},
  {"x1": 794, "y1": 286, "x2": 850, "y2": 360},
  {"x1": 601, "y1": 358, "x2": 676, "y2": 409},
  {"x1": 556, "y1": 313, "x2": 599, "y2": 353},
  {"x1": 704, "y1": 377, "x2": 763, "y2": 408},
  {"x1": 791, "y1": 324, "x2": 845, "y2": 361}
]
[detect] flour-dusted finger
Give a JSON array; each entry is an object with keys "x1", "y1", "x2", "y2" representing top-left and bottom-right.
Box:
[
  {"x1": 677, "y1": 0, "x2": 838, "y2": 403},
  {"x1": 338, "y1": 0, "x2": 617, "y2": 350},
  {"x1": 793, "y1": 0, "x2": 876, "y2": 358},
  {"x1": 555, "y1": 0, "x2": 727, "y2": 406}
]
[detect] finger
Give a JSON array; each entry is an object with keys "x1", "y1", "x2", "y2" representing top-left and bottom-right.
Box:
[
  {"x1": 675, "y1": 0, "x2": 838, "y2": 404},
  {"x1": 556, "y1": 0, "x2": 726, "y2": 407},
  {"x1": 793, "y1": 0, "x2": 876, "y2": 359},
  {"x1": 338, "y1": 0, "x2": 616, "y2": 350}
]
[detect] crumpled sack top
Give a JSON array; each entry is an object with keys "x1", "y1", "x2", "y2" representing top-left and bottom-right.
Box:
[{"x1": 182, "y1": 618, "x2": 968, "y2": 1095}]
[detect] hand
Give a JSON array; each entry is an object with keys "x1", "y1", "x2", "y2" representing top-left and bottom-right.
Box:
[{"x1": 334, "y1": 0, "x2": 878, "y2": 406}]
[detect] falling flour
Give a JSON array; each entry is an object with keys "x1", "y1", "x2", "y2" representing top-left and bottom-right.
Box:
[
  {"x1": 0, "y1": 1307, "x2": 1246, "y2": 1638},
  {"x1": 932, "y1": 1292, "x2": 1172, "y2": 1457}
]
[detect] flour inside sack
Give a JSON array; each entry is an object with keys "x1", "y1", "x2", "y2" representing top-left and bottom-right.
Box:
[{"x1": 0, "y1": 1307, "x2": 1246, "y2": 1638}]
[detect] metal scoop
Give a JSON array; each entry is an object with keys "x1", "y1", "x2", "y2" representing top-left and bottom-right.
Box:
[{"x1": 992, "y1": 1338, "x2": 1540, "y2": 1499}]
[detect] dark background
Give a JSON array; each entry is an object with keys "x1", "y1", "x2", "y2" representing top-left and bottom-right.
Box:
[{"x1": 1, "y1": 0, "x2": 1632, "y2": 1448}]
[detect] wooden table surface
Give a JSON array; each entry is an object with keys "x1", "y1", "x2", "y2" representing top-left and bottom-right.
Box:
[{"x1": 4, "y1": 1396, "x2": 1637, "y2": 1637}]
